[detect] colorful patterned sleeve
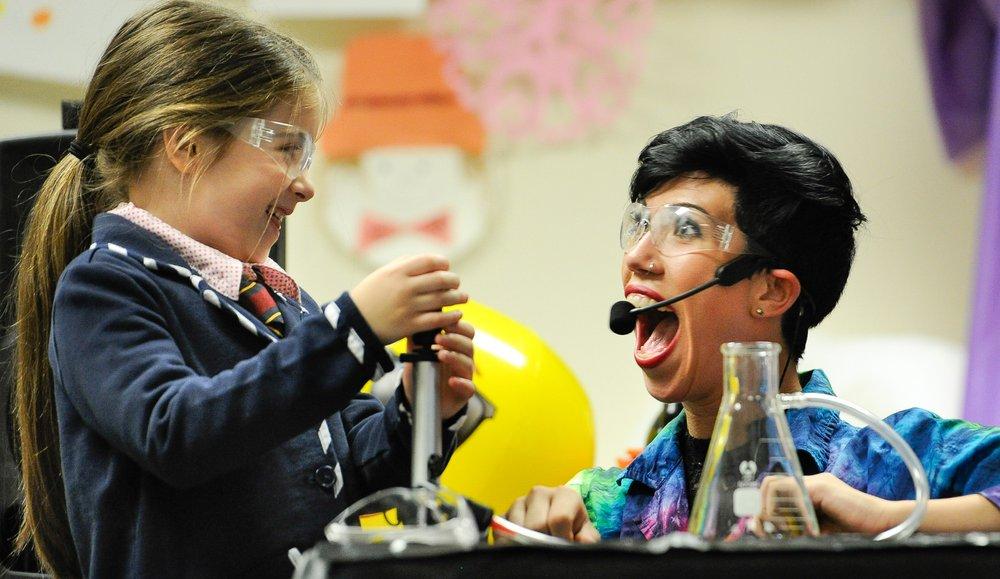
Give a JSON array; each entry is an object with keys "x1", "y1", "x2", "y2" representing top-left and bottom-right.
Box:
[
  {"x1": 916, "y1": 414, "x2": 1000, "y2": 510},
  {"x1": 900, "y1": 411, "x2": 1000, "y2": 499},
  {"x1": 829, "y1": 408, "x2": 1000, "y2": 504},
  {"x1": 566, "y1": 467, "x2": 631, "y2": 539}
]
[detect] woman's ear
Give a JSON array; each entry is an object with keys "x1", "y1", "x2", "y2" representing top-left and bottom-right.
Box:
[
  {"x1": 750, "y1": 268, "x2": 801, "y2": 318},
  {"x1": 162, "y1": 126, "x2": 202, "y2": 175}
]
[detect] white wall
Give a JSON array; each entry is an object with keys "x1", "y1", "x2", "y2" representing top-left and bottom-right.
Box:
[{"x1": 1, "y1": 0, "x2": 982, "y2": 467}]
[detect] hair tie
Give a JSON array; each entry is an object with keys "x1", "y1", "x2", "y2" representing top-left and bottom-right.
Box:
[{"x1": 67, "y1": 139, "x2": 94, "y2": 160}]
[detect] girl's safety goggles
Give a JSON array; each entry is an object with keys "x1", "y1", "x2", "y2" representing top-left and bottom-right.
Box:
[{"x1": 226, "y1": 117, "x2": 314, "y2": 180}]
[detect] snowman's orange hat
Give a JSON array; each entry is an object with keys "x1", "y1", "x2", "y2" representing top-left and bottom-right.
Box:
[{"x1": 322, "y1": 33, "x2": 485, "y2": 159}]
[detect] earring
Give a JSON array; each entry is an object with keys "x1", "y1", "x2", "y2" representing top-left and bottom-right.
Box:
[{"x1": 754, "y1": 307, "x2": 765, "y2": 317}]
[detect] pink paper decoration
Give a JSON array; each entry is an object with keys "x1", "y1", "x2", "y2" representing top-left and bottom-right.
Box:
[{"x1": 426, "y1": 0, "x2": 654, "y2": 143}]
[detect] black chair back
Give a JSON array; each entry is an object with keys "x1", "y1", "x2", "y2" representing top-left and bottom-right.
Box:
[{"x1": 0, "y1": 131, "x2": 73, "y2": 574}]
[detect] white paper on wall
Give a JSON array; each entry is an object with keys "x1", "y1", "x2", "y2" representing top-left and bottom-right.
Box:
[
  {"x1": 250, "y1": 0, "x2": 426, "y2": 19},
  {"x1": 0, "y1": 0, "x2": 150, "y2": 85},
  {"x1": 800, "y1": 333, "x2": 965, "y2": 423}
]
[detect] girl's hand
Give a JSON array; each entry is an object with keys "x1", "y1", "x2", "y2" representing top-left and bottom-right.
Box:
[
  {"x1": 403, "y1": 320, "x2": 476, "y2": 419},
  {"x1": 350, "y1": 254, "x2": 467, "y2": 344}
]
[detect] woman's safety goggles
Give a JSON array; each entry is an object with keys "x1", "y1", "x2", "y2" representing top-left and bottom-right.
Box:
[
  {"x1": 226, "y1": 117, "x2": 314, "y2": 180},
  {"x1": 620, "y1": 202, "x2": 765, "y2": 257}
]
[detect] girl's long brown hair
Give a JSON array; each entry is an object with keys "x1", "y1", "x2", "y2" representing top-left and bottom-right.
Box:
[{"x1": 11, "y1": 2, "x2": 322, "y2": 575}]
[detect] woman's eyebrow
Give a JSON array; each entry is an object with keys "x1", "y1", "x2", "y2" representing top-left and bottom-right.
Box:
[{"x1": 666, "y1": 201, "x2": 713, "y2": 216}]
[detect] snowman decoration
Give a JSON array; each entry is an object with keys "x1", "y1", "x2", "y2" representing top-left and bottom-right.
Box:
[{"x1": 320, "y1": 32, "x2": 488, "y2": 267}]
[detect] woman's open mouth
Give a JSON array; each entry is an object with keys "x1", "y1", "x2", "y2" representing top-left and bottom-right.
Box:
[{"x1": 628, "y1": 293, "x2": 680, "y2": 368}]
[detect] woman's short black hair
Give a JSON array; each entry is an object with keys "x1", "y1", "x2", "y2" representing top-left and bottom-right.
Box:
[{"x1": 629, "y1": 114, "x2": 867, "y2": 359}]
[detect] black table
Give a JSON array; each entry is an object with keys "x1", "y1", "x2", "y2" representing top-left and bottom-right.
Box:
[{"x1": 294, "y1": 532, "x2": 1000, "y2": 578}]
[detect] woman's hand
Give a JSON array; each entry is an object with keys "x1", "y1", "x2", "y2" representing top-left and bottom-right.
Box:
[
  {"x1": 350, "y1": 254, "x2": 467, "y2": 344},
  {"x1": 505, "y1": 486, "x2": 601, "y2": 543},
  {"x1": 758, "y1": 473, "x2": 891, "y2": 536},
  {"x1": 799, "y1": 473, "x2": 896, "y2": 534},
  {"x1": 402, "y1": 320, "x2": 476, "y2": 419},
  {"x1": 803, "y1": 473, "x2": 1000, "y2": 534}
]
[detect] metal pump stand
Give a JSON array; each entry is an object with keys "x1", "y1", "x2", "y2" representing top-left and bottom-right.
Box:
[{"x1": 400, "y1": 329, "x2": 442, "y2": 488}]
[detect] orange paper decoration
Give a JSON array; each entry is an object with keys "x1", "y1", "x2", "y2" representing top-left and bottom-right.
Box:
[
  {"x1": 31, "y1": 7, "x2": 52, "y2": 29},
  {"x1": 322, "y1": 33, "x2": 485, "y2": 159}
]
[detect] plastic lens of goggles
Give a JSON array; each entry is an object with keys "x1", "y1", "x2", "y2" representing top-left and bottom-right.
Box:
[
  {"x1": 228, "y1": 117, "x2": 315, "y2": 179},
  {"x1": 619, "y1": 202, "x2": 739, "y2": 256}
]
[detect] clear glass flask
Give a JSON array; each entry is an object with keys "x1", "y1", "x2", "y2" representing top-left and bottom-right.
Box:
[{"x1": 688, "y1": 342, "x2": 930, "y2": 542}]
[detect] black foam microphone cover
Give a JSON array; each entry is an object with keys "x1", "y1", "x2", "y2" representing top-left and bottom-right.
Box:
[{"x1": 609, "y1": 300, "x2": 637, "y2": 335}]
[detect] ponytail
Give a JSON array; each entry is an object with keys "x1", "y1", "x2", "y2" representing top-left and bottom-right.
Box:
[{"x1": 12, "y1": 151, "x2": 98, "y2": 576}]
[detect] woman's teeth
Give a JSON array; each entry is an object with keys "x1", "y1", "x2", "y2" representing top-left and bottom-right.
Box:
[{"x1": 627, "y1": 293, "x2": 669, "y2": 310}]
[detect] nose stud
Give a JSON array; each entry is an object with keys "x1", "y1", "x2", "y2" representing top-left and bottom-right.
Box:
[{"x1": 648, "y1": 261, "x2": 656, "y2": 272}]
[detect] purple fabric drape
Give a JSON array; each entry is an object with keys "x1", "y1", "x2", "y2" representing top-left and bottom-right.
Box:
[{"x1": 922, "y1": 0, "x2": 1000, "y2": 425}]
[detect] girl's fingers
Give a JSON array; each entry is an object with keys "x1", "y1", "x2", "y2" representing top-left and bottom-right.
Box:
[
  {"x1": 439, "y1": 350, "x2": 474, "y2": 380},
  {"x1": 445, "y1": 376, "x2": 475, "y2": 399},
  {"x1": 436, "y1": 333, "x2": 474, "y2": 357},
  {"x1": 436, "y1": 290, "x2": 469, "y2": 309},
  {"x1": 399, "y1": 254, "x2": 450, "y2": 276},
  {"x1": 409, "y1": 290, "x2": 467, "y2": 312},
  {"x1": 411, "y1": 310, "x2": 462, "y2": 333},
  {"x1": 409, "y1": 270, "x2": 461, "y2": 294},
  {"x1": 439, "y1": 320, "x2": 475, "y2": 339}
]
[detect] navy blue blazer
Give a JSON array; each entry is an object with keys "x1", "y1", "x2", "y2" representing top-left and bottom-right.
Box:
[{"x1": 50, "y1": 214, "x2": 459, "y2": 577}]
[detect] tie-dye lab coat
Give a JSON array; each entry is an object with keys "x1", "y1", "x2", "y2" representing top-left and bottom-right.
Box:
[{"x1": 569, "y1": 370, "x2": 1000, "y2": 539}]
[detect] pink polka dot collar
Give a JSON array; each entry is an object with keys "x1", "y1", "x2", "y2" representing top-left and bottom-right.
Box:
[{"x1": 108, "y1": 202, "x2": 292, "y2": 301}]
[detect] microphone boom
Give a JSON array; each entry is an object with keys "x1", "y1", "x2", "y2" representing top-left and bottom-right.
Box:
[{"x1": 608, "y1": 255, "x2": 767, "y2": 335}]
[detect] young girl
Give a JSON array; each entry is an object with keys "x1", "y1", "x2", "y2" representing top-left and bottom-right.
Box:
[{"x1": 12, "y1": 2, "x2": 475, "y2": 577}]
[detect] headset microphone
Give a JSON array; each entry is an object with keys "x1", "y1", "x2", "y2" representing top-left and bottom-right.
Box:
[{"x1": 608, "y1": 254, "x2": 766, "y2": 335}]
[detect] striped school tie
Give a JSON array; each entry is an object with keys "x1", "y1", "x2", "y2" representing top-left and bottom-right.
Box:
[{"x1": 239, "y1": 265, "x2": 298, "y2": 337}]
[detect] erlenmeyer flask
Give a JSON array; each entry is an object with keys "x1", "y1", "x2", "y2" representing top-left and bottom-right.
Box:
[
  {"x1": 688, "y1": 342, "x2": 819, "y2": 540},
  {"x1": 688, "y1": 342, "x2": 931, "y2": 542}
]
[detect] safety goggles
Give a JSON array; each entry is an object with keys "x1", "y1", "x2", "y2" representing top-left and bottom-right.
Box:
[
  {"x1": 620, "y1": 202, "x2": 769, "y2": 257},
  {"x1": 226, "y1": 117, "x2": 314, "y2": 180}
]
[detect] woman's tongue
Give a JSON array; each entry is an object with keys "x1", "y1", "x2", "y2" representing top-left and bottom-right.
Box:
[{"x1": 637, "y1": 313, "x2": 679, "y2": 357}]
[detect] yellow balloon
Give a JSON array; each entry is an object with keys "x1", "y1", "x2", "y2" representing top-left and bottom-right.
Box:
[{"x1": 384, "y1": 301, "x2": 595, "y2": 514}]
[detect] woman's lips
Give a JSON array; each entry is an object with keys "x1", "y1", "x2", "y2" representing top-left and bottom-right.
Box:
[{"x1": 624, "y1": 283, "x2": 663, "y2": 302}]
